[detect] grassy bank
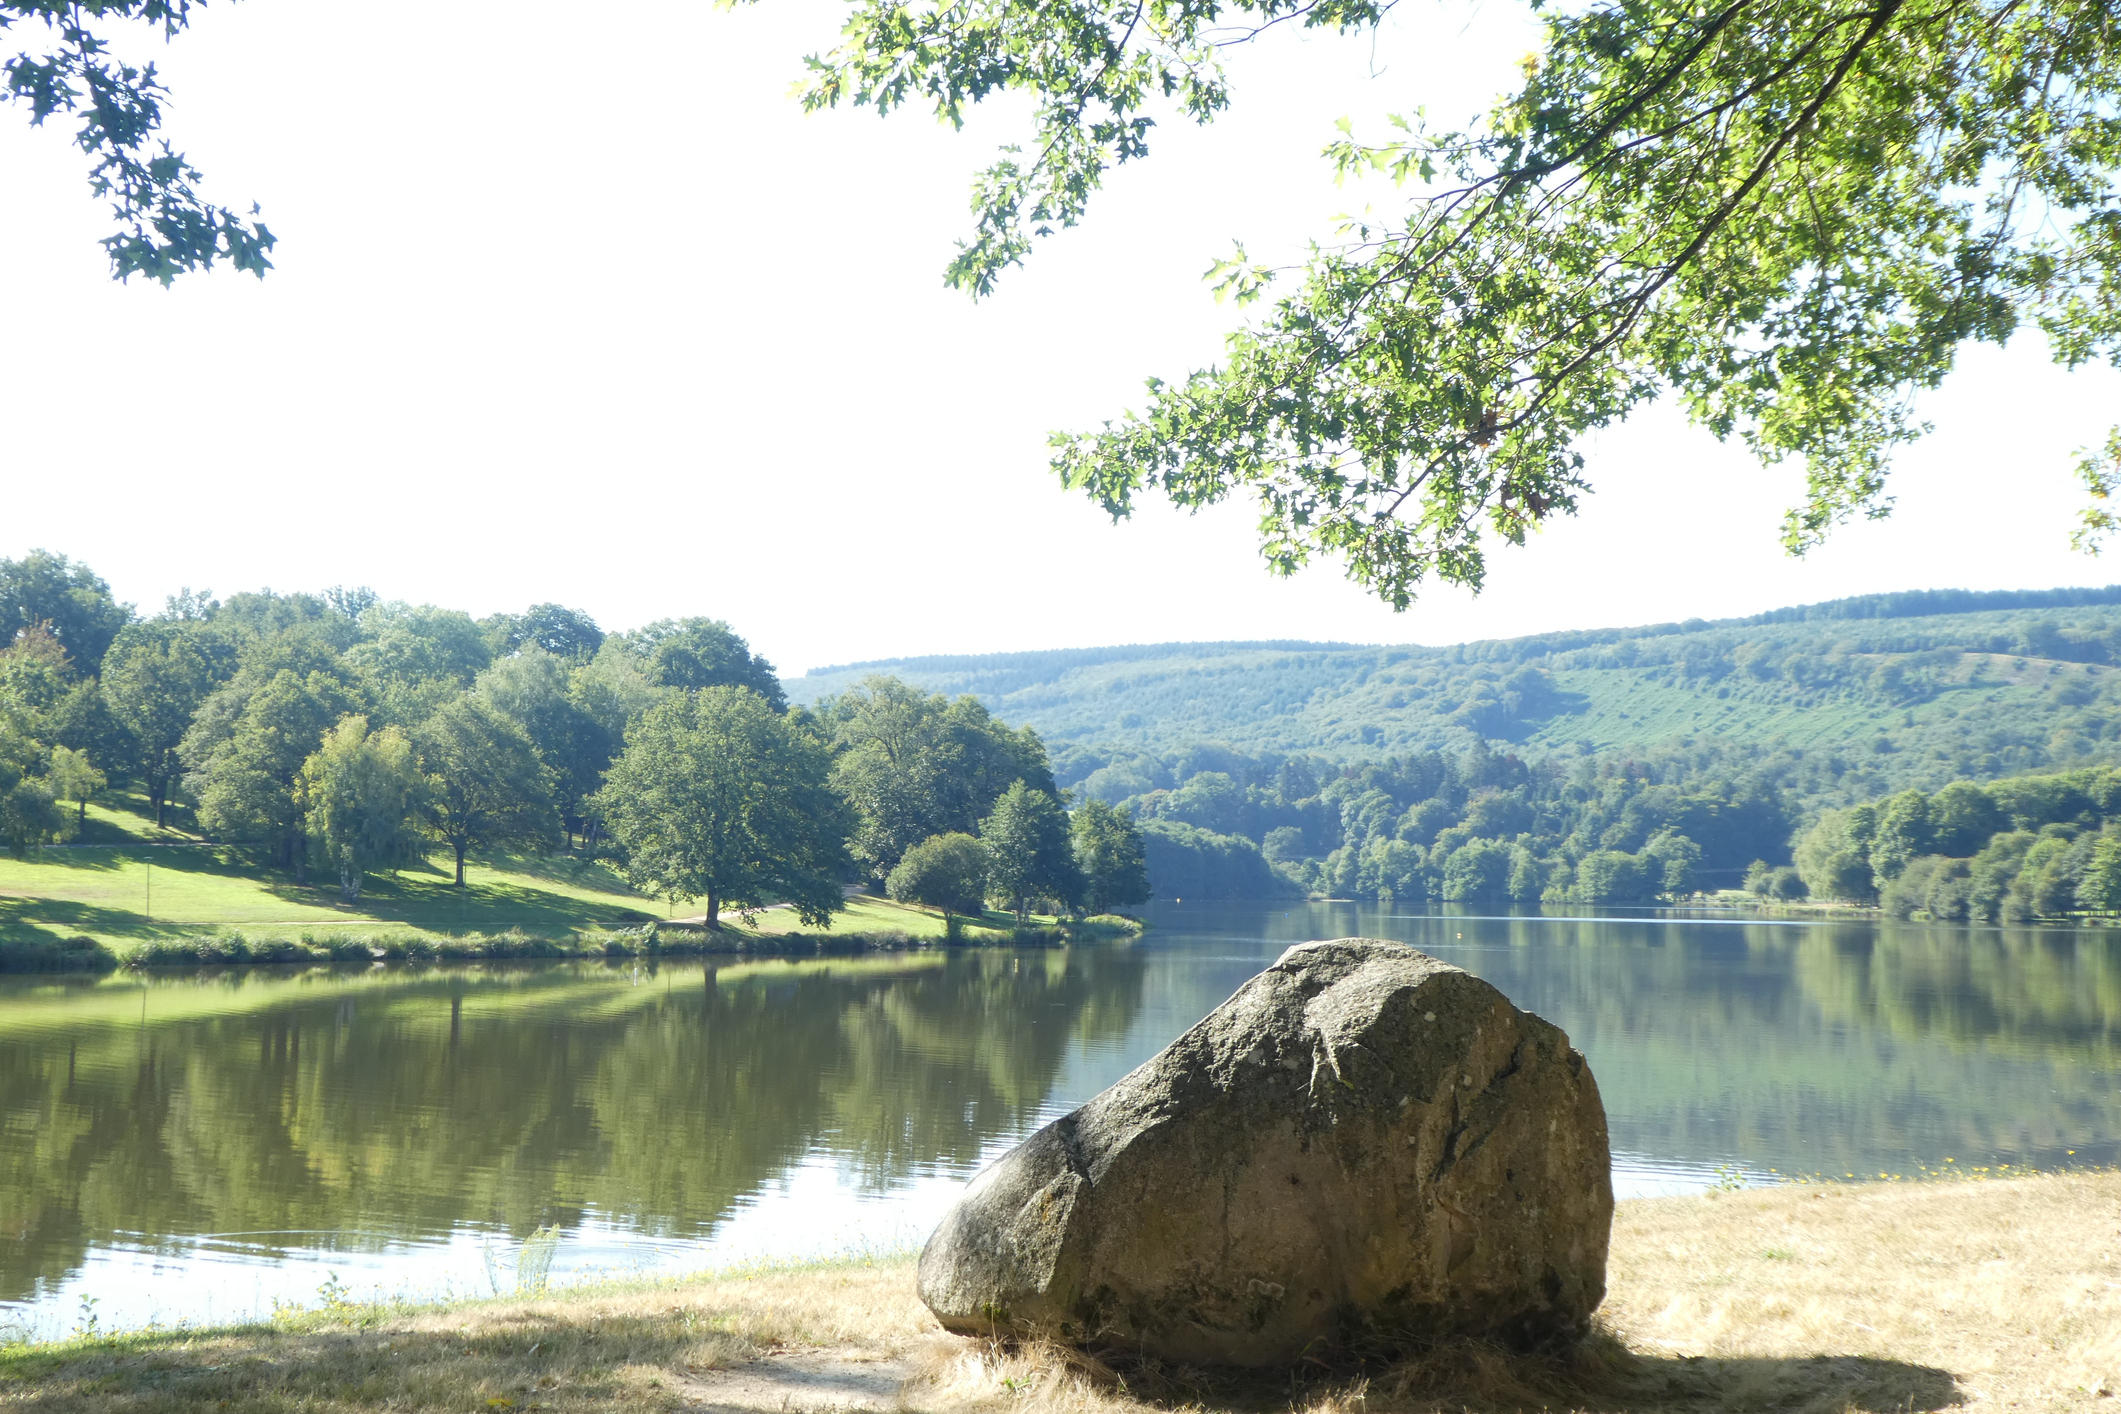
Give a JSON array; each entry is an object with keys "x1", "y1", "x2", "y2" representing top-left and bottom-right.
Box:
[
  {"x1": 5, "y1": 1172, "x2": 2113, "y2": 1412},
  {"x1": 0, "y1": 783, "x2": 1143, "y2": 971},
  {"x1": 0, "y1": 833, "x2": 1140, "y2": 971}
]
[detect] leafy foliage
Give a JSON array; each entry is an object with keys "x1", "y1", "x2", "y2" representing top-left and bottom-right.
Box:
[
  {"x1": 821, "y1": 675, "x2": 1058, "y2": 882},
  {"x1": 1795, "y1": 762, "x2": 2121, "y2": 921},
  {"x1": 299, "y1": 715, "x2": 426, "y2": 901},
  {"x1": 415, "y1": 697, "x2": 560, "y2": 887},
  {"x1": 0, "y1": 550, "x2": 130, "y2": 673},
  {"x1": 2, "y1": 2, "x2": 274, "y2": 281},
  {"x1": 1071, "y1": 798, "x2": 1150, "y2": 912},
  {"x1": 594, "y1": 687, "x2": 849, "y2": 928},
  {"x1": 623, "y1": 618, "x2": 787, "y2": 709},
  {"x1": 886, "y1": 831, "x2": 992, "y2": 920},
  {"x1": 795, "y1": 0, "x2": 2121, "y2": 600},
  {"x1": 980, "y1": 779, "x2": 1082, "y2": 918},
  {"x1": 102, "y1": 618, "x2": 224, "y2": 825},
  {"x1": 185, "y1": 668, "x2": 362, "y2": 870}
]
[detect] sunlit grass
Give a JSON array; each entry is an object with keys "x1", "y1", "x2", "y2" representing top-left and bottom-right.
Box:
[{"x1": 0, "y1": 845, "x2": 657, "y2": 955}]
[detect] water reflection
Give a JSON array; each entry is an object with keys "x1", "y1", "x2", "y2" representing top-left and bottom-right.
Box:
[
  {"x1": 2, "y1": 908, "x2": 2115, "y2": 1337},
  {"x1": 0, "y1": 948, "x2": 1144, "y2": 1323},
  {"x1": 1139, "y1": 904, "x2": 2121, "y2": 1182}
]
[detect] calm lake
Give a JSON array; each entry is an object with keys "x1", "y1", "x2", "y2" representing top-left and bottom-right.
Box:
[{"x1": 3, "y1": 902, "x2": 2116, "y2": 1339}]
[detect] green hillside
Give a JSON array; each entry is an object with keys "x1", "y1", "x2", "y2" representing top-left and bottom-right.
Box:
[{"x1": 787, "y1": 586, "x2": 2121, "y2": 808}]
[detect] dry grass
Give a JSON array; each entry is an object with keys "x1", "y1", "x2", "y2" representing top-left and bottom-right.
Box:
[{"x1": 7, "y1": 1173, "x2": 2117, "y2": 1414}]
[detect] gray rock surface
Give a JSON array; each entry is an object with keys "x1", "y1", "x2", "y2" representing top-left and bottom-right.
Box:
[{"x1": 918, "y1": 938, "x2": 1612, "y2": 1365}]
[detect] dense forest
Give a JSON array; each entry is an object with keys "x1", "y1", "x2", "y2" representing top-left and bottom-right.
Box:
[
  {"x1": 0, "y1": 552, "x2": 1144, "y2": 929},
  {"x1": 793, "y1": 586, "x2": 2121, "y2": 807},
  {"x1": 795, "y1": 586, "x2": 2121, "y2": 911},
  {"x1": 1791, "y1": 765, "x2": 2121, "y2": 923}
]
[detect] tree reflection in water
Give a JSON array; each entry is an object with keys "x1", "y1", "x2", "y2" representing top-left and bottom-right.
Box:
[{"x1": 0, "y1": 947, "x2": 1146, "y2": 1309}]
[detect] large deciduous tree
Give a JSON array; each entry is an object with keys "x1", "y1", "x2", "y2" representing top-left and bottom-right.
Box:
[
  {"x1": 3, "y1": 2, "x2": 275, "y2": 282},
  {"x1": 186, "y1": 668, "x2": 361, "y2": 872},
  {"x1": 1071, "y1": 799, "x2": 1150, "y2": 914},
  {"x1": 981, "y1": 780, "x2": 1083, "y2": 919},
  {"x1": 594, "y1": 686, "x2": 849, "y2": 930},
  {"x1": 793, "y1": 0, "x2": 2121, "y2": 602},
  {"x1": 0, "y1": 552, "x2": 130, "y2": 674},
  {"x1": 625, "y1": 618, "x2": 788, "y2": 709},
  {"x1": 46, "y1": 745, "x2": 104, "y2": 826},
  {"x1": 825, "y1": 676, "x2": 1057, "y2": 882},
  {"x1": 103, "y1": 620, "x2": 223, "y2": 826},
  {"x1": 474, "y1": 648, "x2": 615, "y2": 846},
  {"x1": 482, "y1": 604, "x2": 606, "y2": 663},
  {"x1": 414, "y1": 697, "x2": 559, "y2": 887},
  {"x1": 299, "y1": 715, "x2": 426, "y2": 901},
  {"x1": 0, "y1": 729, "x2": 66, "y2": 855}
]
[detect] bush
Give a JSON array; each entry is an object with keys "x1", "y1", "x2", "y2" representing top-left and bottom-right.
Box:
[
  {"x1": 887, "y1": 832, "x2": 991, "y2": 918},
  {"x1": 0, "y1": 933, "x2": 118, "y2": 973}
]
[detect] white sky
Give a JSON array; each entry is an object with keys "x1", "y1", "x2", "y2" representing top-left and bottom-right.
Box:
[{"x1": 3, "y1": 0, "x2": 2116, "y2": 675}]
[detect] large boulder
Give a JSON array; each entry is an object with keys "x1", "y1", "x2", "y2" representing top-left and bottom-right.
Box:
[{"x1": 918, "y1": 938, "x2": 1612, "y2": 1365}]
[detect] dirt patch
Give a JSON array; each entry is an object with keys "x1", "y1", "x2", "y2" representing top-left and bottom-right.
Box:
[{"x1": 679, "y1": 1346, "x2": 916, "y2": 1411}]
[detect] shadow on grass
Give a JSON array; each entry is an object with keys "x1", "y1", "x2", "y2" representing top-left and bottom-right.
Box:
[
  {"x1": 347, "y1": 868, "x2": 656, "y2": 931},
  {"x1": 0, "y1": 1314, "x2": 1964, "y2": 1414},
  {"x1": 0, "y1": 1303, "x2": 734, "y2": 1414},
  {"x1": 0, "y1": 895, "x2": 225, "y2": 943},
  {"x1": 476, "y1": 850, "x2": 645, "y2": 895},
  {"x1": 1040, "y1": 1335, "x2": 1962, "y2": 1414},
  {"x1": 1, "y1": 847, "x2": 653, "y2": 939}
]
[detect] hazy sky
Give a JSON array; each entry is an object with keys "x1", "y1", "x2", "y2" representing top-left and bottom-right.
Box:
[{"x1": 4, "y1": 0, "x2": 2116, "y2": 674}]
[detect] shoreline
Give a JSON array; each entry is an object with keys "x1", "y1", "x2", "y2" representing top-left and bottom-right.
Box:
[
  {"x1": 0, "y1": 914, "x2": 1146, "y2": 975},
  {"x1": 6, "y1": 1171, "x2": 2115, "y2": 1411}
]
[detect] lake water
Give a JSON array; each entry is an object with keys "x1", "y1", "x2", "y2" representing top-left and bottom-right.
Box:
[{"x1": 3, "y1": 902, "x2": 2116, "y2": 1340}]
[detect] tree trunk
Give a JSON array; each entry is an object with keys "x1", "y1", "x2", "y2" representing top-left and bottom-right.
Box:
[
  {"x1": 454, "y1": 842, "x2": 467, "y2": 887},
  {"x1": 152, "y1": 781, "x2": 166, "y2": 829},
  {"x1": 706, "y1": 887, "x2": 720, "y2": 931}
]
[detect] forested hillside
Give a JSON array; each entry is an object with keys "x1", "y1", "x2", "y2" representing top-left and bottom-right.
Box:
[
  {"x1": 789, "y1": 586, "x2": 2121, "y2": 811},
  {"x1": 786, "y1": 586, "x2": 2121, "y2": 904}
]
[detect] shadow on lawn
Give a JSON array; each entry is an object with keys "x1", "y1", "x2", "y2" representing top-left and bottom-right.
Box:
[
  {"x1": 0, "y1": 895, "x2": 217, "y2": 942},
  {"x1": 0, "y1": 1304, "x2": 731, "y2": 1414},
  {"x1": 2, "y1": 847, "x2": 650, "y2": 938}
]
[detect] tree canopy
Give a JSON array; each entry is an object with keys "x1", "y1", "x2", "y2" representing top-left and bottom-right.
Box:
[
  {"x1": 794, "y1": 0, "x2": 2121, "y2": 604},
  {"x1": 886, "y1": 831, "x2": 993, "y2": 921},
  {"x1": 594, "y1": 686, "x2": 849, "y2": 928},
  {"x1": 415, "y1": 696, "x2": 560, "y2": 886},
  {"x1": 821, "y1": 675, "x2": 1058, "y2": 882},
  {"x1": 981, "y1": 779, "x2": 1083, "y2": 918},
  {"x1": 299, "y1": 714, "x2": 425, "y2": 901}
]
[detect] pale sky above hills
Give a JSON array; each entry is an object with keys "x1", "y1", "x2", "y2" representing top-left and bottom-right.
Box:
[{"x1": 4, "y1": 0, "x2": 2117, "y2": 675}]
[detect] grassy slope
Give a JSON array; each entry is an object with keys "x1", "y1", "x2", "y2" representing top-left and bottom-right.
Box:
[
  {"x1": 0, "y1": 813, "x2": 1027, "y2": 956},
  {"x1": 4, "y1": 1172, "x2": 2113, "y2": 1411}
]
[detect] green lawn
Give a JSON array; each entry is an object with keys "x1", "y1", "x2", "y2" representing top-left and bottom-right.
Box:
[
  {"x1": 0, "y1": 845, "x2": 661, "y2": 955},
  {"x1": 741, "y1": 893, "x2": 1064, "y2": 941},
  {"x1": 0, "y1": 838, "x2": 1064, "y2": 958}
]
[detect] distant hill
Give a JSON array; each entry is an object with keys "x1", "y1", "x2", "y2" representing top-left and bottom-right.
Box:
[{"x1": 787, "y1": 586, "x2": 2121, "y2": 805}]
